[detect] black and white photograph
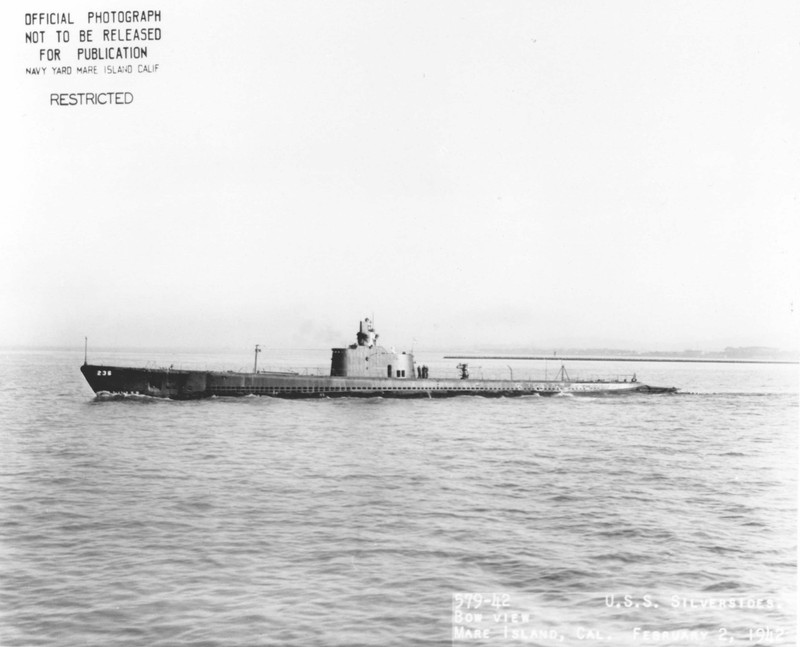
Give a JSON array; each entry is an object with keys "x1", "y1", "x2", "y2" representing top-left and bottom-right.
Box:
[{"x1": 2, "y1": 1, "x2": 798, "y2": 645}]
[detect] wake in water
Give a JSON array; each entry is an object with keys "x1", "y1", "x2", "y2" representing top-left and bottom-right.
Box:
[{"x1": 92, "y1": 391, "x2": 162, "y2": 403}]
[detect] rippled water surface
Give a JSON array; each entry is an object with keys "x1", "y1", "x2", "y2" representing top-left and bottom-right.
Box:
[{"x1": 1, "y1": 350, "x2": 796, "y2": 646}]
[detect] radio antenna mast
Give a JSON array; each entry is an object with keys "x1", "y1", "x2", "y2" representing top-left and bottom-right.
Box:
[{"x1": 254, "y1": 344, "x2": 261, "y2": 373}]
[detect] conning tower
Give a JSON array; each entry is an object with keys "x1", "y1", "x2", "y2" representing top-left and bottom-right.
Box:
[{"x1": 330, "y1": 318, "x2": 416, "y2": 378}]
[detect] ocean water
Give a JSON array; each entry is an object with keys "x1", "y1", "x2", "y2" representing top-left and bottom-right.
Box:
[{"x1": 0, "y1": 349, "x2": 796, "y2": 647}]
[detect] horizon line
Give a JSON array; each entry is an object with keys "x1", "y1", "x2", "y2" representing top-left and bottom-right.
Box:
[
  {"x1": 2, "y1": 343, "x2": 798, "y2": 359},
  {"x1": 445, "y1": 355, "x2": 800, "y2": 365}
]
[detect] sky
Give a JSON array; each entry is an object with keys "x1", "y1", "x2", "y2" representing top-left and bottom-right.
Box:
[{"x1": 2, "y1": 1, "x2": 798, "y2": 352}]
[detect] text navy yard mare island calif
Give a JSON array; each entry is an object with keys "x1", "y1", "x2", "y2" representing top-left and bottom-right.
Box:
[{"x1": 80, "y1": 318, "x2": 678, "y2": 400}]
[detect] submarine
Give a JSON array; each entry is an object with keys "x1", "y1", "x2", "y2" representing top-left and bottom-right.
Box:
[{"x1": 80, "y1": 318, "x2": 678, "y2": 400}]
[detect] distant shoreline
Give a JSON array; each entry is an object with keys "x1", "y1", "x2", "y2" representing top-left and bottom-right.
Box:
[
  {"x1": 1, "y1": 347, "x2": 797, "y2": 365},
  {"x1": 445, "y1": 355, "x2": 799, "y2": 365}
]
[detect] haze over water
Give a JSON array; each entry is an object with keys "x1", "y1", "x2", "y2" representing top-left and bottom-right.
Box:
[{"x1": 1, "y1": 350, "x2": 796, "y2": 646}]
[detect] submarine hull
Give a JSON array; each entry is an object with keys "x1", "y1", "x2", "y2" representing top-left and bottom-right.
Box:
[{"x1": 81, "y1": 364, "x2": 677, "y2": 400}]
